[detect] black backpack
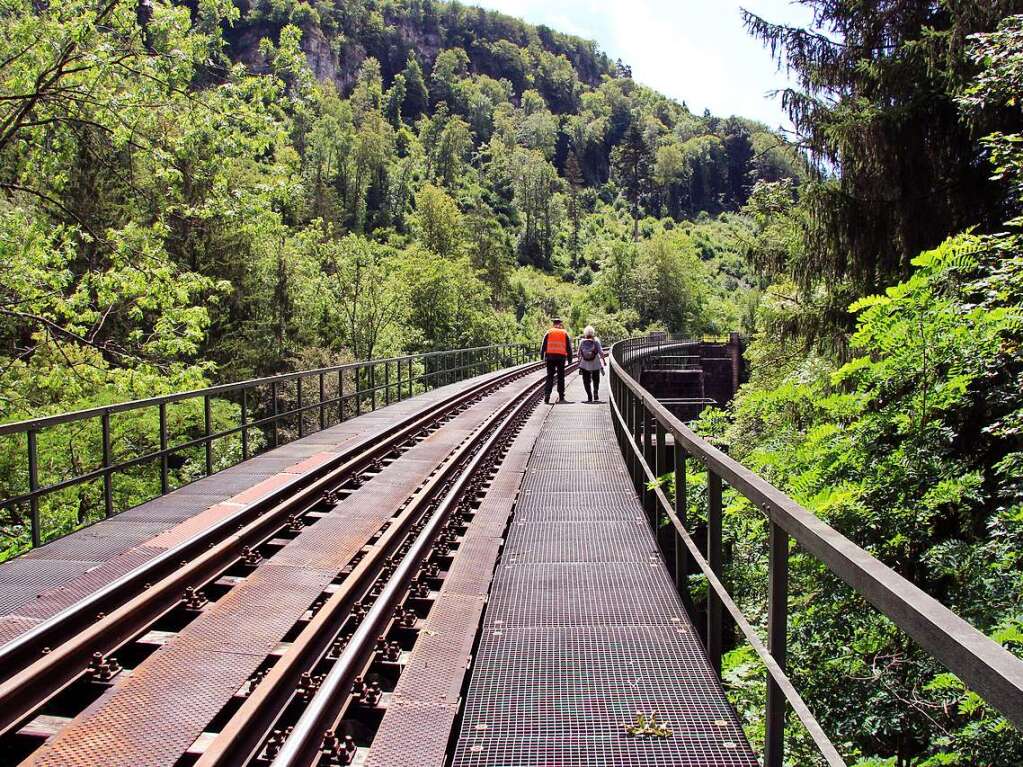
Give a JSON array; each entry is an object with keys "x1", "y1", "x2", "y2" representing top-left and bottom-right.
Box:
[{"x1": 580, "y1": 339, "x2": 598, "y2": 361}]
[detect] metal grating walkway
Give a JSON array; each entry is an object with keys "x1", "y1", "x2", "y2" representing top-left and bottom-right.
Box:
[{"x1": 452, "y1": 376, "x2": 757, "y2": 767}]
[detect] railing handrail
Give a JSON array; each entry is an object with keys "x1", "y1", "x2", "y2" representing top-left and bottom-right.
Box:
[
  {"x1": 608, "y1": 335, "x2": 1023, "y2": 764},
  {"x1": 0, "y1": 343, "x2": 532, "y2": 554},
  {"x1": 0, "y1": 343, "x2": 527, "y2": 436}
]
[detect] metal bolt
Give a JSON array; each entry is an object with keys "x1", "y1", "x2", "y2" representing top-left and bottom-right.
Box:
[
  {"x1": 363, "y1": 679, "x2": 382, "y2": 706},
  {"x1": 328, "y1": 633, "x2": 352, "y2": 660},
  {"x1": 265, "y1": 728, "x2": 292, "y2": 760},
  {"x1": 394, "y1": 607, "x2": 417, "y2": 629},
  {"x1": 298, "y1": 671, "x2": 322, "y2": 701},
  {"x1": 411, "y1": 579, "x2": 430, "y2": 599},
  {"x1": 241, "y1": 546, "x2": 263, "y2": 568},
  {"x1": 183, "y1": 586, "x2": 208, "y2": 611},
  {"x1": 86, "y1": 652, "x2": 122, "y2": 683}
]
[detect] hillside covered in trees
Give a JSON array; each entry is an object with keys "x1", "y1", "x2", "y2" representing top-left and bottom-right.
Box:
[
  {"x1": 0, "y1": 0, "x2": 804, "y2": 428},
  {"x1": 3, "y1": 1, "x2": 1023, "y2": 765}
]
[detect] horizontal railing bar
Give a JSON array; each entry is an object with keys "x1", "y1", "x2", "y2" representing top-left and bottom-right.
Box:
[
  {"x1": 611, "y1": 337, "x2": 1023, "y2": 731},
  {"x1": 0, "y1": 344, "x2": 527, "y2": 435},
  {"x1": 0, "y1": 361, "x2": 528, "y2": 510},
  {"x1": 608, "y1": 389, "x2": 846, "y2": 766}
]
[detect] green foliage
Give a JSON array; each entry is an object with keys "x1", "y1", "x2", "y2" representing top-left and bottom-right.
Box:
[
  {"x1": 724, "y1": 234, "x2": 1023, "y2": 764},
  {"x1": 744, "y1": 1, "x2": 1018, "y2": 293},
  {"x1": 0, "y1": 0, "x2": 790, "y2": 565}
]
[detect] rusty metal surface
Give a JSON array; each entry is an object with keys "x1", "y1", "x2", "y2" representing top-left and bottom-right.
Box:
[
  {"x1": 23, "y1": 374, "x2": 536, "y2": 767},
  {"x1": 0, "y1": 561, "x2": 101, "y2": 614},
  {"x1": 367, "y1": 404, "x2": 545, "y2": 766},
  {"x1": 0, "y1": 370, "x2": 520, "y2": 641},
  {"x1": 27, "y1": 648, "x2": 259, "y2": 767},
  {"x1": 0, "y1": 615, "x2": 41, "y2": 645},
  {"x1": 452, "y1": 376, "x2": 757, "y2": 767},
  {"x1": 393, "y1": 594, "x2": 488, "y2": 706},
  {"x1": 441, "y1": 536, "x2": 505, "y2": 598},
  {"x1": 468, "y1": 498, "x2": 516, "y2": 540},
  {"x1": 364, "y1": 702, "x2": 461, "y2": 767},
  {"x1": 14, "y1": 547, "x2": 164, "y2": 620}
]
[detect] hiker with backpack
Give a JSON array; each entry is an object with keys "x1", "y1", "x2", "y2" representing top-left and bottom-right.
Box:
[
  {"x1": 540, "y1": 317, "x2": 573, "y2": 404},
  {"x1": 578, "y1": 325, "x2": 606, "y2": 403}
]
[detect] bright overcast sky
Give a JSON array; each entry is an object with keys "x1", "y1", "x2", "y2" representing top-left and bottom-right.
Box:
[{"x1": 471, "y1": 0, "x2": 816, "y2": 131}]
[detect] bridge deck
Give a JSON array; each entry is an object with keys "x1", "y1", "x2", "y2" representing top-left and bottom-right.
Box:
[
  {"x1": 0, "y1": 368, "x2": 512, "y2": 647},
  {"x1": 1, "y1": 369, "x2": 758, "y2": 766},
  {"x1": 451, "y1": 376, "x2": 756, "y2": 766}
]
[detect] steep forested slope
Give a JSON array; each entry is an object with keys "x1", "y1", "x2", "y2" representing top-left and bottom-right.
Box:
[{"x1": 0, "y1": 0, "x2": 798, "y2": 554}]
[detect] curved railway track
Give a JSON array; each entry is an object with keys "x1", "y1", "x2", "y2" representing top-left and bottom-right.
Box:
[{"x1": 0, "y1": 362, "x2": 551, "y2": 766}]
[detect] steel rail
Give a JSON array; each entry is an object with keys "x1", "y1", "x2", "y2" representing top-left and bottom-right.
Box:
[
  {"x1": 195, "y1": 371, "x2": 544, "y2": 767},
  {"x1": 0, "y1": 362, "x2": 542, "y2": 738},
  {"x1": 268, "y1": 371, "x2": 545, "y2": 767},
  {"x1": 609, "y1": 336, "x2": 1023, "y2": 742}
]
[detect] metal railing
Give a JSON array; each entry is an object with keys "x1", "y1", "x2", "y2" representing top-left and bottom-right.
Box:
[
  {"x1": 0, "y1": 344, "x2": 531, "y2": 554},
  {"x1": 609, "y1": 335, "x2": 1023, "y2": 766}
]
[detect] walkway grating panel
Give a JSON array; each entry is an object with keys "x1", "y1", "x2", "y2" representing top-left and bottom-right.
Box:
[
  {"x1": 503, "y1": 521, "x2": 654, "y2": 563},
  {"x1": 487, "y1": 561, "x2": 683, "y2": 628},
  {"x1": 452, "y1": 375, "x2": 755, "y2": 767}
]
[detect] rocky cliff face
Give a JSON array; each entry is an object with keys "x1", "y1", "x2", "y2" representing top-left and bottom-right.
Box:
[{"x1": 223, "y1": 0, "x2": 611, "y2": 97}]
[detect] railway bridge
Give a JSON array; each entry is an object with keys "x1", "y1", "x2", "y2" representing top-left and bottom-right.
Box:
[{"x1": 0, "y1": 338, "x2": 1020, "y2": 767}]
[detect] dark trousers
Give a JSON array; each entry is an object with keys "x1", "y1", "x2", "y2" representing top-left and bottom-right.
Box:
[
  {"x1": 581, "y1": 368, "x2": 602, "y2": 400},
  {"x1": 544, "y1": 357, "x2": 566, "y2": 401}
]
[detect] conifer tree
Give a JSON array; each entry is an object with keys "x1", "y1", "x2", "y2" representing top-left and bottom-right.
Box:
[
  {"x1": 401, "y1": 53, "x2": 429, "y2": 121},
  {"x1": 744, "y1": 0, "x2": 1022, "y2": 290}
]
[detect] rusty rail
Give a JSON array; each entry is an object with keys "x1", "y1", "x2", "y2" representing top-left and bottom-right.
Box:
[
  {"x1": 1, "y1": 344, "x2": 530, "y2": 552},
  {"x1": 0, "y1": 362, "x2": 541, "y2": 740},
  {"x1": 259, "y1": 372, "x2": 544, "y2": 767},
  {"x1": 609, "y1": 335, "x2": 1023, "y2": 767}
]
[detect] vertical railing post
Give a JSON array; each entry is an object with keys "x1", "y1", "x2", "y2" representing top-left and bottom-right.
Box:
[
  {"x1": 239, "y1": 391, "x2": 249, "y2": 462},
  {"x1": 203, "y1": 395, "x2": 213, "y2": 476},
  {"x1": 370, "y1": 364, "x2": 376, "y2": 411},
  {"x1": 28, "y1": 429, "x2": 39, "y2": 547},
  {"x1": 673, "y1": 445, "x2": 694, "y2": 613},
  {"x1": 765, "y1": 520, "x2": 790, "y2": 767},
  {"x1": 101, "y1": 412, "x2": 113, "y2": 518},
  {"x1": 319, "y1": 372, "x2": 326, "y2": 431},
  {"x1": 355, "y1": 367, "x2": 362, "y2": 416},
  {"x1": 643, "y1": 409, "x2": 656, "y2": 525},
  {"x1": 271, "y1": 381, "x2": 279, "y2": 448},
  {"x1": 385, "y1": 360, "x2": 391, "y2": 406},
  {"x1": 297, "y1": 376, "x2": 304, "y2": 438},
  {"x1": 396, "y1": 359, "x2": 402, "y2": 402},
  {"x1": 654, "y1": 422, "x2": 666, "y2": 531},
  {"x1": 631, "y1": 397, "x2": 643, "y2": 496},
  {"x1": 160, "y1": 402, "x2": 170, "y2": 492},
  {"x1": 707, "y1": 470, "x2": 723, "y2": 675},
  {"x1": 338, "y1": 369, "x2": 345, "y2": 423}
]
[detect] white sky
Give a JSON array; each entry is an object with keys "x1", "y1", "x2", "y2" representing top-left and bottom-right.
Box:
[{"x1": 471, "y1": 0, "x2": 816, "y2": 131}]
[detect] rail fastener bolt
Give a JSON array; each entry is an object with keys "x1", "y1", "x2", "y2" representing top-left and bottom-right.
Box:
[
  {"x1": 241, "y1": 546, "x2": 264, "y2": 568},
  {"x1": 182, "y1": 586, "x2": 209, "y2": 611},
  {"x1": 86, "y1": 652, "x2": 122, "y2": 683}
]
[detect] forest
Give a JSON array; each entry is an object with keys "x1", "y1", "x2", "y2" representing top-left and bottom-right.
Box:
[{"x1": 0, "y1": 0, "x2": 1021, "y2": 765}]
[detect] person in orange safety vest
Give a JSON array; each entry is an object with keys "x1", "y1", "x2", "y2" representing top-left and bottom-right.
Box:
[{"x1": 540, "y1": 318, "x2": 573, "y2": 404}]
